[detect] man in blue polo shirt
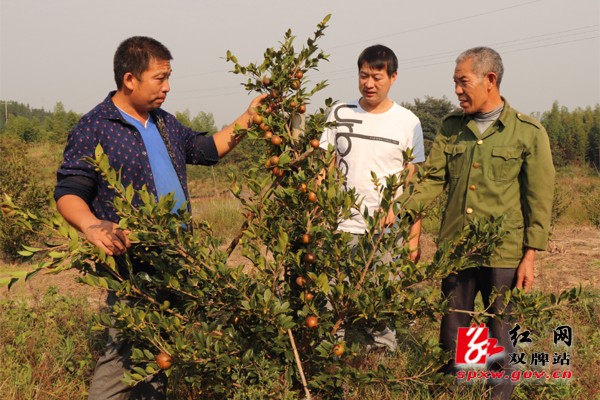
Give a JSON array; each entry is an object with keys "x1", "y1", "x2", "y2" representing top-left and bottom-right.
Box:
[{"x1": 54, "y1": 36, "x2": 264, "y2": 400}]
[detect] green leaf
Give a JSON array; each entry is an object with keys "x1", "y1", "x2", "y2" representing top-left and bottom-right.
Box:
[
  {"x1": 48, "y1": 251, "x2": 67, "y2": 259},
  {"x1": 22, "y1": 245, "x2": 43, "y2": 252},
  {"x1": 263, "y1": 289, "x2": 273, "y2": 304},
  {"x1": 316, "y1": 273, "x2": 331, "y2": 294},
  {"x1": 275, "y1": 229, "x2": 289, "y2": 254},
  {"x1": 0, "y1": 277, "x2": 15, "y2": 288}
]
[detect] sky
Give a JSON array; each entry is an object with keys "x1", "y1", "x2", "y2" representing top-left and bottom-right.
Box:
[{"x1": 1, "y1": 0, "x2": 599, "y2": 127}]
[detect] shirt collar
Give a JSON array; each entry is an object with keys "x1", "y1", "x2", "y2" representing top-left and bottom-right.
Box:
[{"x1": 496, "y1": 97, "x2": 512, "y2": 129}]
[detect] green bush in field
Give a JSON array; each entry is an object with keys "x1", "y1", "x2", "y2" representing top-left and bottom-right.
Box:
[
  {"x1": 0, "y1": 16, "x2": 582, "y2": 400},
  {"x1": 551, "y1": 183, "x2": 572, "y2": 230},
  {"x1": 0, "y1": 137, "x2": 50, "y2": 260},
  {"x1": 582, "y1": 183, "x2": 600, "y2": 228}
]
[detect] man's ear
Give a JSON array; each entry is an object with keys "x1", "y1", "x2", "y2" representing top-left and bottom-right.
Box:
[
  {"x1": 122, "y1": 72, "x2": 136, "y2": 91},
  {"x1": 486, "y1": 72, "x2": 498, "y2": 89}
]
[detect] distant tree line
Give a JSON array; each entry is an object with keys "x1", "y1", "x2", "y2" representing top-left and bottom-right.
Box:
[
  {"x1": 0, "y1": 101, "x2": 80, "y2": 143},
  {"x1": 540, "y1": 102, "x2": 600, "y2": 168},
  {"x1": 1, "y1": 97, "x2": 599, "y2": 260},
  {"x1": 1, "y1": 98, "x2": 599, "y2": 169}
]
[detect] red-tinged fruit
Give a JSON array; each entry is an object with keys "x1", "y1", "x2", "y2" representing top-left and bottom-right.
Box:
[
  {"x1": 296, "y1": 276, "x2": 306, "y2": 287},
  {"x1": 156, "y1": 353, "x2": 172, "y2": 370},
  {"x1": 301, "y1": 233, "x2": 312, "y2": 244},
  {"x1": 332, "y1": 343, "x2": 345, "y2": 356},
  {"x1": 270, "y1": 135, "x2": 283, "y2": 146},
  {"x1": 304, "y1": 252, "x2": 316, "y2": 264},
  {"x1": 252, "y1": 114, "x2": 263, "y2": 125},
  {"x1": 305, "y1": 315, "x2": 318, "y2": 329}
]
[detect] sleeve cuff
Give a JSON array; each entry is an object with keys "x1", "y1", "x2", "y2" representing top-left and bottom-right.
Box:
[{"x1": 524, "y1": 226, "x2": 550, "y2": 251}]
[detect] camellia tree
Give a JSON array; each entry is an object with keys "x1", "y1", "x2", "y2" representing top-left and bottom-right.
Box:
[{"x1": 1, "y1": 15, "x2": 579, "y2": 399}]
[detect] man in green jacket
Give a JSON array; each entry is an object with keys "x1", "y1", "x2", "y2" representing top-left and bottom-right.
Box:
[{"x1": 402, "y1": 47, "x2": 555, "y2": 399}]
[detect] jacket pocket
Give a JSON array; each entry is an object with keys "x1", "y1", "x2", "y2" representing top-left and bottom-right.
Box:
[
  {"x1": 444, "y1": 143, "x2": 467, "y2": 180},
  {"x1": 487, "y1": 146, "x2": 522, "y2": 182},
  {"x1": 496, "y1": 217, "x2": 525, "y2": 263}
]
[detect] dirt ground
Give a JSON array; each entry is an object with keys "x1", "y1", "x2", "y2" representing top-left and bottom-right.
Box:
[
  {"x1": 1, "y1": 225, "x2": 598, "y2": 305},
  {"x1": 536, "y1": 225, "x2": 600, "y2": 292},
  {"x1": 419, "y1": 225, "x2": 600, "y2": 293}
]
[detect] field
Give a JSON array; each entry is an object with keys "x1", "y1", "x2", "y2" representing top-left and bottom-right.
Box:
[{"x1": 0, "y1": 143, "x2": 599, "y2": 399}]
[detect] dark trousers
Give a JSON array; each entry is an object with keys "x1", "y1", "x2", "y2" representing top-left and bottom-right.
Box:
[
  {"x1": 88, "y1": 292, "x2": 167, "y2": 400},
  {"x1": 439, "y1": 267, "x2": 518, "y2": 400}
]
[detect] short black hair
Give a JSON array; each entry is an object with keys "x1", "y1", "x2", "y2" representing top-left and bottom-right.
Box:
[
  {"x1": 357, "y1": 45, "x2": 398, "y2": 77},
  {"x1": 113, "y1": 36, "x2": 173, "y2": 89}
]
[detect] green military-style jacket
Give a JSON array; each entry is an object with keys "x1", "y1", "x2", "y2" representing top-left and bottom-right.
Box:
[{"x1": 403, "y1": 99, "x2": 555, "y2": 268}]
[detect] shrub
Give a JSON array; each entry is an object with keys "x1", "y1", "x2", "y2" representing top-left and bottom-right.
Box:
[
  {"x1": 551, "y1": 183, "x2": 572, "y2": 229},
  {"x1": 582, "y1": 183, "x2": 600, "y2": 228},
  {"x1": 0, "y1": 137, "x2": 50, "y2": 260}
]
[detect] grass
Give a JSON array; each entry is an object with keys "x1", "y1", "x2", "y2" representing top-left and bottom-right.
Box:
[
  {"x1": 191, "y1": 195, "x2": 244, "y2": 245},
  {"x1": 553, "y1": 165, "x2": 600, "y2": 226},
  {"x1": 25, "y1": 142, "x2": 64, "y2": 184},
  {"x1": 0, "y1": 286, "x2": 104, "y2": 400}
]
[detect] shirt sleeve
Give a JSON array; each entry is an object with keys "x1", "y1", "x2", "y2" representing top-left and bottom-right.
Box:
[
  {"x1": 56, "y1": 126, "x2": 98, "y2": 181},
  {"x1": 54, "y1": 174, "x2": 97, "y2": 206},
  {"x1": 401, "y1": 128, "x2": 449, "y2": 213},
  {"x1": 188, "y1": 132, "x2": 220, "y2": 165},
  {"x1": 174, "y1": 116, "x2": 220, "y2": 165},
  {"x1": 520, "y1": 125, "x2": 555, "y2": 250},
  {"x1": 409, "y1": 119, "x2": 426, "y2": 164}
]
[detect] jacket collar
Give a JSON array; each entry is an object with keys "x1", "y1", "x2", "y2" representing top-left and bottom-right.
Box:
[
  {"x1": 496, "y1": 97, "x2": 512, "y2": 129},
  {"x1": 96, "y1": 91, "x2": 164, "y2": 123},
  {"x1": 96, "y1": 91, "x2": 124, "y2": 122}
]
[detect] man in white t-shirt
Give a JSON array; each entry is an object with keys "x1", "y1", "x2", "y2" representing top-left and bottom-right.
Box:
[{"x1": 319, "y1": 44, "x2": 425, "y2": 351}]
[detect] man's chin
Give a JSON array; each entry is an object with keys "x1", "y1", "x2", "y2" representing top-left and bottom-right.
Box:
[{"x1": 459, "y1": 104, "x2": 473, "y2": 114}]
